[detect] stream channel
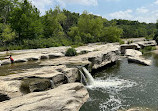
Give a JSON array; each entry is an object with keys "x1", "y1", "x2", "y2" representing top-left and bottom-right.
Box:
[{"x1": 80, "y1": 52, "x2": 158, "y2": 111}]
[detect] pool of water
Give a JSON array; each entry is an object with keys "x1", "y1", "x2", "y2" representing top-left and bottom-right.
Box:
[
  {"x1": 80, "y1": 53, "x2": 158, "y2": 111},
  {"x1": 0, "y1": 61, "x2": 42, "y2": 76}
]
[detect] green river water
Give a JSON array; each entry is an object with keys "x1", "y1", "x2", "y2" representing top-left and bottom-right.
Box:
[{"x1": 80, "y1": 53, "x2": 158, "y2": 111}]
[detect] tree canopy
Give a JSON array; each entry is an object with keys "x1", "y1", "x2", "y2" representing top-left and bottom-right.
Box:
[{"x1": 0, "y1": 0, "x2": 157, "y2": 50}]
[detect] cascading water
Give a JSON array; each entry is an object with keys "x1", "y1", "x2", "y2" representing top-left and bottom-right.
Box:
[
  {"x1": 82, "y1": 67, "x2": 95, "y2": 85},
  {"x1": 80, "y1": 66, "x2": 137, "y2": 111},
  {"x1": 79, "y1": 70, "x2": 88, "y2": 85}
]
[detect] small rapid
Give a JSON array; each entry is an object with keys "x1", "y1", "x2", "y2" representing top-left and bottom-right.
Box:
[{"x1": 81, "y1": 66, "x2": 137, "y2": 111}]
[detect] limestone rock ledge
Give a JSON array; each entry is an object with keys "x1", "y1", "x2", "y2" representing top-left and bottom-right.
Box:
[
  {"x1": 0, "y1": 83, "x2": 89, "y2": 111},
  {"x1": 125, "y1": 49, "x2": 151, "y2": 66}
]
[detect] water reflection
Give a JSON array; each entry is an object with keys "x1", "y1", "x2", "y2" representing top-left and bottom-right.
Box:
[{"x1": 0, "y1": 61, "x2": 42, "y2": 76}]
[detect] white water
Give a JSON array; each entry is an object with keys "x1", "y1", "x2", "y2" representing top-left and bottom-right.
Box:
[
  {"x1": 82, "y1": 67, "x2": 95, "y2": 85},
  {"x1": 82, "y1": 67, "x2": 137, "y2": 111},
  {"x1": 87, "y1": 77, "x2": 136, "y2": 90},
  {"x1": 82, "y1": 67, "x2": 136, "y2": 89}
]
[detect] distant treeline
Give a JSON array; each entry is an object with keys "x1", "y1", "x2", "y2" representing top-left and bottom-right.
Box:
[{"x1": 0, "y1": 0, "x2": 157, "y2": 50}]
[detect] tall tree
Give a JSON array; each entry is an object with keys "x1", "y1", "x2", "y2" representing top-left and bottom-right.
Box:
[{"x1": 9, "y1": 0, "x2": 43, "y2": 41}]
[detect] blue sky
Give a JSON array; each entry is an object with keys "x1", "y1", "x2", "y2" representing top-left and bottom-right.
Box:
[{"x1": 29, "y1": 0, "x2": 158, "y2": 23}]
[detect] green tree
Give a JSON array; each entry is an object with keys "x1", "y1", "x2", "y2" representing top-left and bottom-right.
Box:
[
  {"x1": 0, "y1": 24, "x2": 16, "y2": 47},
  {"x1": 101, "y1": 26, "x2": 123, "y2": 42},
  {"x1": 42, "y1": 7, "x2": 66, "y2": 38},
  {"x1": 9, "y1": 0, "x2": 43, "y2": 41}
]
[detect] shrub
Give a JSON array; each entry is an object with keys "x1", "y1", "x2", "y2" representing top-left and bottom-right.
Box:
[
  {"x1": 65, "y1": 48, "x2": 77, "y2": 56},
  {"x1": 140, "y1": 46, "x2": 156, "y2": 54},
  {"x1": 119, "y1": 40, "x2": 125, "y2": 45}
]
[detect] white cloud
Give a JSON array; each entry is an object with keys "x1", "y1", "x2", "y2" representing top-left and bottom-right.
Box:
[
  {"x1": 136, "y1": 7, "x2": 149, "y2": 13},
  {"x1": 29, "y1": 0, "x2": 54, "y2": 14},
  {"x1": 154, "y1": 0, "x2": 158, "y2": 5},
  {"x1": 109, "y1": 9, "x2": 133, "y2": 20},
  {"x1": 57, "y1": 0, "x2": 98, "y2": 6}
]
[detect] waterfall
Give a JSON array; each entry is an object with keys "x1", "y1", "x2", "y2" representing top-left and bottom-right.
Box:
[
  {"x1": 79, "y1": 70, "x2": 88, "y2": 85},
  {"x1": 82, "y1": 67, "x2": 95, "y2": 85}
]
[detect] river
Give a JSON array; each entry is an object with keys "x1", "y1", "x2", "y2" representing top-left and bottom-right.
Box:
[{"x1": 80, "y1": 53, "x2": 158, "y2": 111}]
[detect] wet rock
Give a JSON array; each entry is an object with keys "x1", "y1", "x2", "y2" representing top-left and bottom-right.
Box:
[
  {"x1": 0, "y1": 83, "x2": 89, "y2": 111},
  {"x1": 128, "y1": 56, "x2": 151, "y2": 66}
]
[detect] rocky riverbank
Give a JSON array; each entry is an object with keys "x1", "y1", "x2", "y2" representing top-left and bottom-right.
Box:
[{"x1": 0, "y1": 40, "x2": 157, "y2": 111}]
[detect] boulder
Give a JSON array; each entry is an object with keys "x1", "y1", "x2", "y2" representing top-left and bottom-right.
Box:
[
  {"x1": 120, "y1": 43, "x2": 141, "y2": 54},
  {"x1": 125, "y1": 49, "x2": 142, "y2": 57},
  {"x1": 40, "y1": 55, "x2": 49, "y2": 59},
  {"x1": 48, "y1": 53, "x2": 64, "y2": 59},
  {"x1": 137, "y1": 40, "x2": 157, "y2": 48},
  {"x1": 20, "y1": 78, "x2": 52, "y2": 93},
  {"x1": 27, "y1": 57, "x2": 39, "y2": 61},
  {"x1": 128, "y1": 56, "x2": 151, "y2": 66},
  {"x1": 0, "y1": 83, "x2": 89, "y2": 111},
  {"x1": 0, "y1": 65, "x2": 79, "y2": 98},
  {"x1": 14, "y1": 59, "x2": 28, "y2": 63},
  {"x1": 1, "y1": 60, "x2": 10, "y2": 65},
  {"x1": 0, "y1": 80, "x2": 22, "y2": 98}
]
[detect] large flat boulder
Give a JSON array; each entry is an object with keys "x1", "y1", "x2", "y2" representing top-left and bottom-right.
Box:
[
  {"x1": 128, "y1": 56, "x2": 152, "y2": 66},
  {"x1": 120, "y1": 43, "x2": 141, "y2": 54},
  {"x1": 125, "y1": 49, "x2": 142, "y2": 57},
  {"x1": 41, "y1": 43, "x2": 120, "y2": 70},
  {"x1": 0, "y1": 65, "x2": 79, "y2": 98},
  {"x1": 136, "y1": 40, "x2": 157, "y2": 48},
  {"x1": 0, "y1": 83, "x2": 89, "y2": 111}
]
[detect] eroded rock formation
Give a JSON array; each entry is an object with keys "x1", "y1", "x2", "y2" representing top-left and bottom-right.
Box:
[{"x1": 0, "y1": 83, "x2": 89, "y2": 111}]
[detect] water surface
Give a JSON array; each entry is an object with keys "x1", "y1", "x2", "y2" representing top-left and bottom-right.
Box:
[{"x1": 80, "y1": 53, "x2": 158, "y2": 111}]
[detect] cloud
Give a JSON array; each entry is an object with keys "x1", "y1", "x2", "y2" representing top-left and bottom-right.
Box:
[
  {"x1": 109, "y1": 9, "x2": 133, "y2": 20},
  {"x1": 136, "y1": 7, "x2": 149, "y2": 13},
  {"x1": 154, "y1": 0, "x2": 158, "y2": 5},
  {"x1": 57, "y1": 0, "x2": 98, "y2": 6},
  {"x1": 29, "y1": 0, "x2": 54, "y2": 14}
]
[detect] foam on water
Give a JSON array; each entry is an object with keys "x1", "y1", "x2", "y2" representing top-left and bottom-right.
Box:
[
  {"x1": 86, "y1": 77, "x2": 137, "y2": 111},
  {"x1": 86, "y1": 77, "x2": 136, "y2": 90}
]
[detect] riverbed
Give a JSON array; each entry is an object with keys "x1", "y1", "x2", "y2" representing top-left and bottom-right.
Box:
[{"x1": 80, "y1": 53, "x2": 158, "y2": 111}]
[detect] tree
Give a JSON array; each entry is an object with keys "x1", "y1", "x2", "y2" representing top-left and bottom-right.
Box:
[
  {"x1": 101, "y1": 26, "x2": 123, "y2": 42},
  {"x1": 9, "y1": 0, "x2": 43, "y2": 41},
  {"x1": 42, "y1": 6, "x2": 66, "y2": 38},
  {"x1": 0, "y1": 24, "x2": 16, "y2": 47}
]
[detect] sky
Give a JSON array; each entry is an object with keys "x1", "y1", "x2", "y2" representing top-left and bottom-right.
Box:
[{"x1": 28, "y1": 0, "x2": 158, "y2": 23}]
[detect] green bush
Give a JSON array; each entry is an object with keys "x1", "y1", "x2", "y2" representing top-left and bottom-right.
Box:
[
  {"x1": 140, "y1": 46, "x2": 156, "y2": 54},
  {"x1": 119, "y1": 40, "x2": 125, "y2": 45},
  {"x1": 65, "y1": 48, "x2": 77, "y2": 56}
]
